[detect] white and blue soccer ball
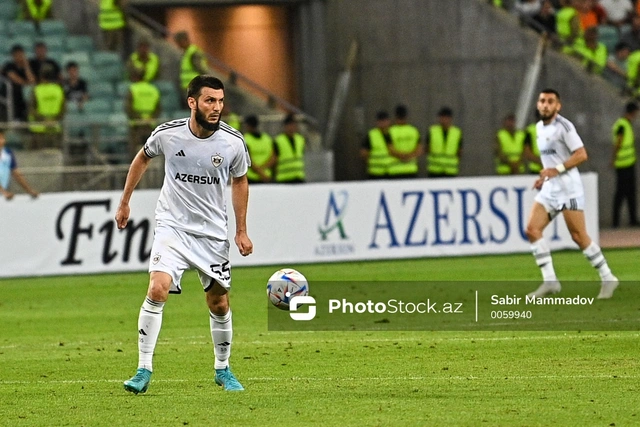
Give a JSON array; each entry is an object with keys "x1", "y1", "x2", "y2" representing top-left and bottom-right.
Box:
[{"x1": 266, "y1": 268, "x2": 309, "y2": 310}]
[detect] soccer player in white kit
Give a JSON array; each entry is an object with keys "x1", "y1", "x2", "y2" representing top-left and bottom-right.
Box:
[
  {"x1": 115, "y1": 75, "x2": 253, "y2": 393},
  {"x1": 526, "y1": 89, "x2": 619, "y2": 299}
]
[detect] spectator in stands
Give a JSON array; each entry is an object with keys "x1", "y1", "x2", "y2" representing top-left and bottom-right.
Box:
[
  {"x1": 127, "y1": 39, "x2": 159, "y2": 82},
  {"x1": 1, "y1": 45, "x2": 36, "y2": 122},
  {"x1": 243, "y1": 115, "x2": 276, "y2": 183},
  {"x1": 605, "y1": 41, "x2": 631, "y2": 90},
  {"x1": 556, "y1": 0, "x2": 583, "y2": 53},
  {"x1": 28, "y1": 65, "x2": 65, "y2": 149},
  {"x1": 575, "y1": 26, "x2": 608, "y2": 74},
  {"x1": 274, "y1": 114, "x2": 306, "y2": 183},
  {"x1": 495, "y1": 113, "x2": 525, "y2": 175},
  {"x1": 523, "y1": 114, "x2": 543, "y2": 174},
  {"x1": 29, "y1": 41, "x2": 61, "y2": 84},
  {"x1": 426, "y1": 107, "x2": 463, "y2": 178},
  {"x1": 620, "y1": 14, "x2": 640, "y2": 52},
  {"x1": 532, "y1": 0, "x2": 558, "y2": 35},
  {"x1": 99, "y1": 0, "x2": 127, "y2": 54},
  {"x1": 21, "y1": 0, "x2": 52, "y2": 33},
  {"x1": 515, "y1": 0, "x2": 542, "y2": 19},
  {"x1": 125, "y1": 69, "x2": 160, "y2": 159},
  {"x1": 625, "y1": 48, "x2": 640, "y2": 95},
  {"x1": 174, "y1": 31, "x2": 209, "y2": 93},
  {"x1": 577, "y1": 0, "x2": 607, "y2": 31},
  {"x1": 0, "y1": 130, "x2": 39, "y2": 200},
  {"x1": 611, "y1": 101, "x2": 639, "y2": 227},
  {"x1": 62, "y1": 61, "x2": 89, "y2": 111},
  {"x1": 360, "y1": 110, "x2": 393, "y2": 179},
  {"x1": 599, "y1": 0, "x2": 633, "y2": 29}
]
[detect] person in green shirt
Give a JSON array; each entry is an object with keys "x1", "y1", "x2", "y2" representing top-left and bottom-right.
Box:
[{"x1": 612, "y1": 101, "x2": 639, "y2": 227}]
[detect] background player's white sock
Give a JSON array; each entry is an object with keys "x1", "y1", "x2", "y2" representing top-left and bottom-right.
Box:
[
  {"x1": 531, "y1": 238, "x2": 557, "y2": 281},
  {"x1": 138, "y1": 297, "x2": 164, "y2": 372},
  {"x1": 582, "y1": 242, "x2": 614, "y2": 279},
  {"x1": 210, "y1": 310, "x2": 232, "y2": 370}
]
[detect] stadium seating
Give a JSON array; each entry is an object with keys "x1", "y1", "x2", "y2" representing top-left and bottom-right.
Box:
[
  {"x1": 39, "y1": 20, "x2": 67, "y2": 37},
  {"x1": 90, "y1": 81, "x2": 115, "y2": 98},
  {"x1": 0, "y1": 2, "x2": 18, "y2": 21},
  {"x1": 65, "y1": 35, "x2": 94, "y2": 53},
  {"x1": 598, "y1": 25, "x2": 619, "y2": 52},
  {"x1": 83, "y1": 98, "x2": 113, "y2": 114},
  {"x1": 7, "y1": 20, "x2": 36, "y2": 38}
]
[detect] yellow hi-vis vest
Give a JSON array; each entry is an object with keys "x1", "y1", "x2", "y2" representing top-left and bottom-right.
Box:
[
  {"x1": 274, "y1": 133, "x2": 305, "y2": 182},
  {"x1": 496, "y1": 129, "x2": 525, "y2": 174},
  {"x1": 527, "y1": 123, "x2": 542, "y2": 173},
  {"x1": 627, "y1": 51, "x2": 640, "y2": 92},
  {"x1": 26, "y1": 0, "x2": 51, "y2": 20},
  {"x1": 367, "y1": 128, "x2": 393, "y2": 177},
  {"x1": 129, "y1": 52, "x2": 159, "y2": 82},
  {"x1": 574, "y1": 40, "x2": 608, "y2": 74},
  {"x1": 388, "y1": 123, "x2": 419, "y2": 175},
  {"x1": 226, "y1": 113, "x2": 241, "y2": 131},
  {"x1": 427, "y1": 125, "x2": 462, "y2": 176},
  {"x1": 99, "y1": 0, "x2": 125, "y2": 31},
  {"x1": 130, "y1": 81, "x2": 160, "y2": 122},
  {"x1": 244, "y1": 132, "x2": 274, "y2": 181},
  {"x1": 556, "y1": 6, "x2": 582, "y2": 53},
  {"x1": 612, "y1": 118, "x2": 637, "y2": 168},
  {"x1": 180, "y1": 45, "x2": 207, "y2": 90},
  {"x1": 29, "y1": 83, "x2": 64, "y2": 133}
]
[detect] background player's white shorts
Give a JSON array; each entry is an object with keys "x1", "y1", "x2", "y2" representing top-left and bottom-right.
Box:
[
  {"x1": 534, "y1": 185, "x2": 585, "y2": 219},
  {"x1": 148, "y1": 223, "x2": 231, "y2": 294}
]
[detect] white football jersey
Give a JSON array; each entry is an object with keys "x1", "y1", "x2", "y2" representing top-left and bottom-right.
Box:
[
  {"x1": 535, "y1": 114, "x2": 584, "y2": 198},
  {"x1": 143, "y1": 118, "x2": 250, "y2": 239}
]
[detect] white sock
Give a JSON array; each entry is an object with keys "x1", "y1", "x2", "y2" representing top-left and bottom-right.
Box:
[
  {"x1": 531, "y1": 238, "x2": 557, "y2": 282},
  {"x1": 138, "y1": 297, "x2": 164, "y2": 372},
  {"x1": 582, "y1": 242, "x2": 613, "y2": 279},
  {"x1": 210, "y1": 310, "x2": 232, "y2": 370}
]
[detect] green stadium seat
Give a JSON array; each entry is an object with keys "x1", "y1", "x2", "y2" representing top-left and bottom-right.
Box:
[
  {"x1": 154, "y1": 79, "x2": 178, "y2": 96},
  {"x1": 89, "y1": 81, "x2": 115, "y2": 98},
  {"x1": 64, "y1": 111, "x2": 86, "y2": 138},
  {"x1": 94, "y1": 64, "x2": 124, "y2": 82},
  {"x1": 0, "y1": 20, "x2": 7, "y2": 36},
  {"x1": 7, "y1": 20, "x2": 36, "y2": 38},
  {"x1": 160, "y1": 92, "x2": 180, "y2": 113},
  {"x1": 116, "y1": 81, "x2": 131, "y2": 97},
  {"x1": 83, "y1": 98, "x2": 113, "y2": 114},
  {"x1": 91, "y1": 51, "x2": 121, "y2": 67},
  {"x1": 6, "y1": 36, "x2": 34, "y2": 53},
  {"x1": 111, "y1": 98, "x2": 125, "y2": 113},
  {"x1": 65, "y1": 35, "x2": 94, "y2": 52},
  {"x1": 598, "y1": 25, "x2": 619, "y2": 53},
  {"x1": 39, "y1": 20, "x2": 67, "y2": 36},
  {"x1": 0, "y1": 2, "x2": 18, "y2": 20},
  {"x1": 169, "y1": 109, "x2": 191, "y2": 120},
  {"x1": 37, "y1": 34, "x2": 65, "y2": 52},
  {"x1": 61, "y1": 52, "x2": 90, "y2": 68}
]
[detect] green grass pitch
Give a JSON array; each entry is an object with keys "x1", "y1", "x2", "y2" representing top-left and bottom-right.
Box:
[{"x1": 1, "y1": 249, "x2": 639, "y2": 426}]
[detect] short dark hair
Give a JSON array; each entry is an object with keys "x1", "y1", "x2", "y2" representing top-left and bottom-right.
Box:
[
  {"x1": 540, "y1": 88, "x2": 560, "y2": 99},
  {"x1": 65, "y1": 61, "x2": 78, "y2": 69},
  {"x1": 438, "y1": 106, "x2": 453, "y2": 117},
  {"x1": 375, "y1": 110, "x2": 389, "y2": 121},
  {"x1": 33, "y1": 41, "x2": 46, "y2": 49},
  {"x1": 615, "y1": 41, "x2": 631, "y2": 52},
  {"x1": 10, "y1": 44, "x2": 23, "y2": 54},
  {"x1": 186, "y1": 75, "x2": 224, "y2": 99},
  {"x1": 395, "y1": 104, "x2": 408, "y2": 119},
  {"x1": 245, "y1": 114, "x2": 258, "y2": 128},
  {"x1": 283, "y1": 113, "x2": 296, "y2": 125},
  {"x1": 625, "y1": 101, "x2": 639, "y2": 113}
]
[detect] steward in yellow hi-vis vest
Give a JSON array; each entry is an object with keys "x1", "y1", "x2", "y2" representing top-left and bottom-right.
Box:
[
  {"x1": 126, "y1": 70, "x2": 161, "y2": 159},
  {"x1": 274, "y1": 114, "x2": 305, "y2": 183},
  {"x1": 556, "y1": 1, "x2": 582, "y2": 54},
  {"x1": 427, "y1": 107, "x2": 462, "y2": 177},
  {"x1": 360, "y1": 110, "x2": 393, "y2": 179},
  {"x1": 99, "y1": 0, "x2": 126, "y2": 52},
  {"x1": 523, "y1": 120, "x2": 542, "y2": 174},
  {"x1": 243, "y1": 115, "x2": 276, "y2": 183},
  {"x1": 495, "y1": 113, "x2": 525, "y2": 175},
  {"x1": 388, "y1": 104, "x2": 422, "y2": 178},
  {"x1": 127, "y1": 39, "x2": 159, "y2": 82},
  {"x1": 174, "y1": 31, "x2": 209, "y2": 91},
  {"x1": 612, "y1": 102, "x2": 640, "y2": 227},
  {"x1": 29, "y1": 66, "x2": 65, "y2": 149}
]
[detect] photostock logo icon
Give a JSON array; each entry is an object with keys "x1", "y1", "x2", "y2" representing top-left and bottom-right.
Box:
[{"x1": 289, "y1": 295, "x2": 317, "y2": 321}]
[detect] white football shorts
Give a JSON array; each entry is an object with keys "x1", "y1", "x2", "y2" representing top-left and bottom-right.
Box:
[
  {"x1": 148, "y1": 222, "x2": 231, "y2": 294},
  {"x1": 534, "y1": 184, "x2": 585, "y2": 219}
]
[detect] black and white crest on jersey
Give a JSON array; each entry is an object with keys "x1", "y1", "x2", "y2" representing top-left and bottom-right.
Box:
[
  {"x1": 152, "y1": 253, "x2": 161, "y2": 265},
  {"x1": 211, "y1": 153, "x2": 224, "y2": 168}
]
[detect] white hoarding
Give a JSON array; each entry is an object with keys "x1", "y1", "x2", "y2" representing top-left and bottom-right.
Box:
[{"x1": 0, "y1": 174, "x2": 598, "y2": 278}]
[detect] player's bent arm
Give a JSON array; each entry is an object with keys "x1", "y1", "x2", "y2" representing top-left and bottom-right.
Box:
[
  {"x1": 231, "y1": 174, "x2": 253, "y2": 256},
  {"x1": 539, "y1": 147, "x2": 588, "y2": 179},
  {"x1": 115, "y1": 149, "x2": 152, "y2": 229}
]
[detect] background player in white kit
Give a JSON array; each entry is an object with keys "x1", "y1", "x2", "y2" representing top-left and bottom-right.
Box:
[
  {"x1": 526, "y1": 89, "x2": 619, "y2": 299},
  {"x1": 115, "y1": 75, "x2": 253, "y2": 393}
]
